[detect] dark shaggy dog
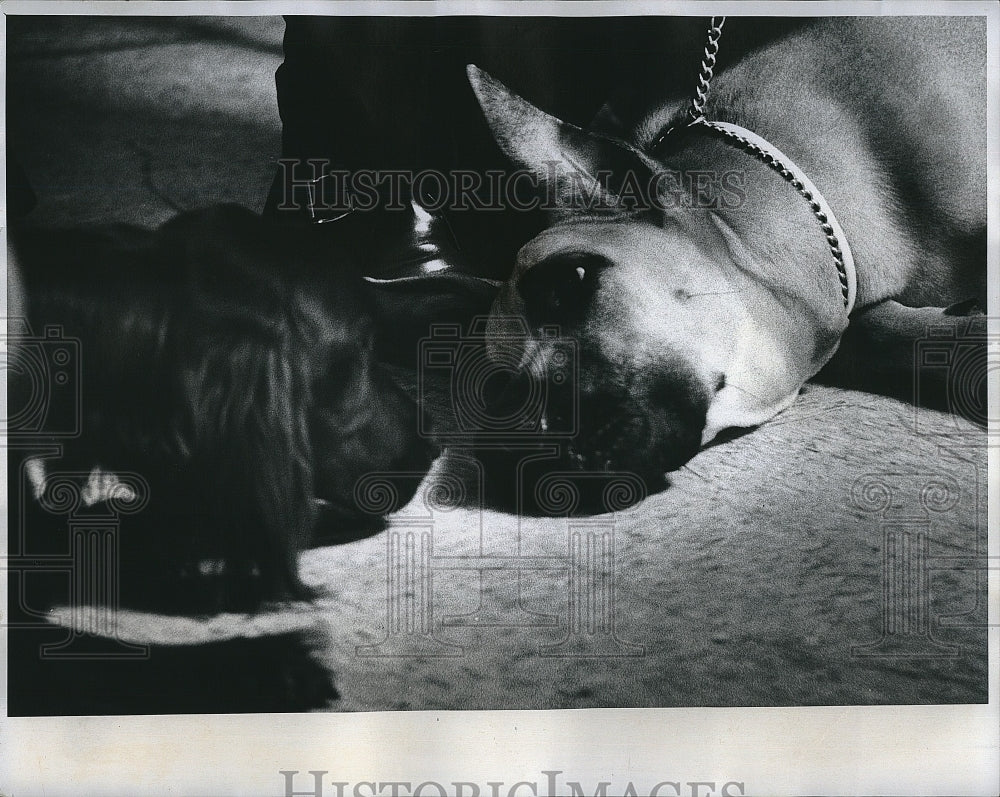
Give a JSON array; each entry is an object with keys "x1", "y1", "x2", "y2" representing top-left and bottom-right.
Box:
[{"x1": 10, "y1": 204, "x2": 436, "y2": 615}]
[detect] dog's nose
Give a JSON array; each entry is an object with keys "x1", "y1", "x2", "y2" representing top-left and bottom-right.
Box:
[{"x1": 517, "y1": 251, "x2": 612, "y2": 326}]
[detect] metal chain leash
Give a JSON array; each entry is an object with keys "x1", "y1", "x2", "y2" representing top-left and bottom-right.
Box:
[{"x1": 688, "y1": 17, "x2": 726, "y2": 121}]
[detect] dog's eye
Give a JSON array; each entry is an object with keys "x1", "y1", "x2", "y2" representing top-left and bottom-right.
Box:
[{"x1": 517, "y1": 251, "x2": 611, "y2": 326}]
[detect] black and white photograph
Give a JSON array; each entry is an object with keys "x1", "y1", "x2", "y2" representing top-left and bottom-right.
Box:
[{"x1": 2, "y1": 1, "x2": 997, "y2": 794}]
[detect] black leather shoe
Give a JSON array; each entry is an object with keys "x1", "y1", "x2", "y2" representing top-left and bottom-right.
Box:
[
  {"x1": 356, "y1": 199, "x2": 501, "y2": 366},
  {"x1": 265, "y1": 170, "x2": 501, "y2": 366}
]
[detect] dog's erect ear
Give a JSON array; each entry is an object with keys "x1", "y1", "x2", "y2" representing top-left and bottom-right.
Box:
[{"x1": 467, "y1": 64, "x2": 653, "y2": 210}]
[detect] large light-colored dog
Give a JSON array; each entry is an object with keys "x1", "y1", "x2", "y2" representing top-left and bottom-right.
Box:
[{"x1": 470, "y1": 16, "x2": 986, "y2": 481}]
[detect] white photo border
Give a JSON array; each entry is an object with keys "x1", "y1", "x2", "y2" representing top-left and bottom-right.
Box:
[{"x1": 1, "y1": 2, "x2": 996, "y2": 795}]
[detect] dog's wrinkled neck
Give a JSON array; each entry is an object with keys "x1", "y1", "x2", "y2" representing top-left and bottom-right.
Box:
[
  {"x1": 658, "y1": 131, "x2": 849, "y2": 336},
  {"x1": 697, "y1": 119, "x2": 856, "y2": 313}
]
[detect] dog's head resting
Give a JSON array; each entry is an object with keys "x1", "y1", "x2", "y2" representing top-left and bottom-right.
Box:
[{"x1": 469, "y1": 66, "x2": 849, "y2": 481}]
